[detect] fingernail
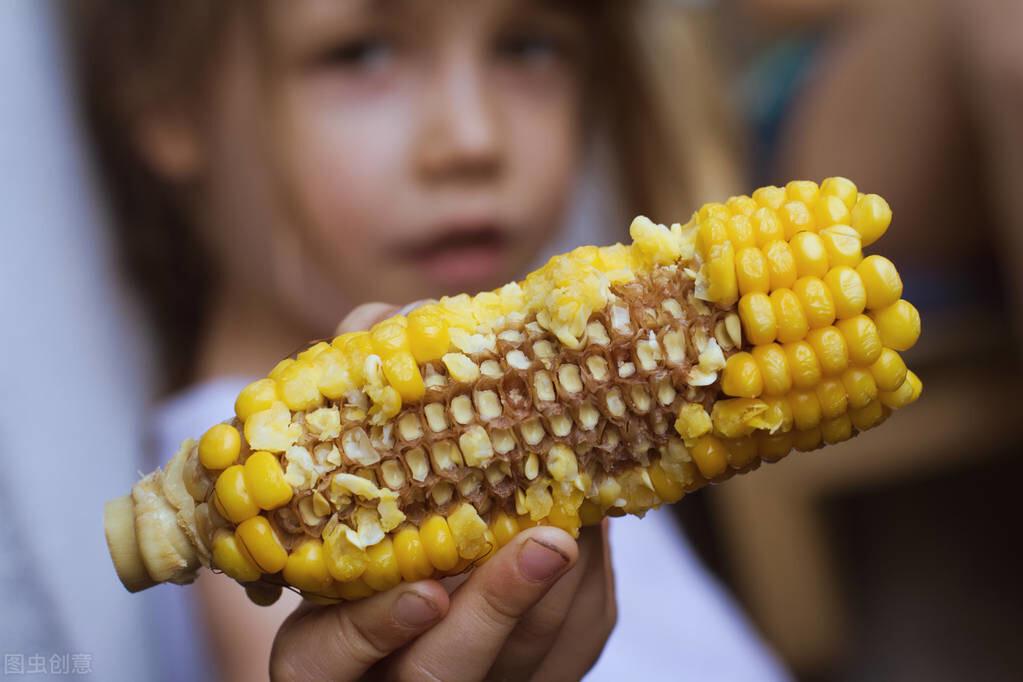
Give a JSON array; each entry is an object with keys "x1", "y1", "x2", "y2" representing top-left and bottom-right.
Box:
[
  {"x1": 393, "y1": 591, "x2": 440, "y2": 628},
  {"x1": 518, "y1": 538, "x2": 569, "y2": 582}
]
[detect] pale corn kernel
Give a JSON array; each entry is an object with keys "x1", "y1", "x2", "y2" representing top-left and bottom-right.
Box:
[
  {"x1": 702, "y1": 241, "x2": 738, "y2": 307},
  {"x1": 618, "y1": 360, "x2": 636, "y2": 378},
  {"x1": 533, "y1": 340, "x2": 555, "y2": 360},
  {"x1": 450, "y1": 394, "x2": 475, "y2": 425},
  {"x1": 663, "y1": 330, "x2": 687, "y2": 365},
  {"x1": 630, "y1": 384, "x2": 652, "y2": 413},
  {"x1": 558, "y1": 364, "x2": 584, "y2": 393},
  {"x1": 714, "y1": 320, "x2": 734, "y2": 351},
  {"x1": 578, "y1": 401, "x2": 601, "y2": 429},
  {"x1": 397, "y1": 412, "x2": 423, "y2": 441},
  {"x1": 711, "y1": 398, "x2": 769, "y2": 439},
  {"x1": 524, "y1": 481, "x2": 554, "y2": 520},
  {"x1": 341, "y1": 427, "x2": 381, "y2": 467},
  {"x1": 661, "y1": 299, "x2": 684, "y2": 319},
  {"x1": 405, "y1": 447, "x2": 430, "y2": 482},
  {"x1": 533, "y1": 371, "x2": 556, "y2": 402},
  {"x1": 549, "y1": 412, "x2": 572, "y2": 437},
  {"x1": 585, "y1": 355, "x2": 610, "y2": 381},
  {"x1": 605, "y1": 388, "x2": 627, "y2": 417},
  {"x1": 524, "y1": 453, "x2": 540, "y2": 480},
  {"x1": 485, "y1": 460, "x2": 511, "y2": 486},
  {"x1": 520, "y1": 417, "x2": 546, "y2": 446},
  {"x1": 480, "y1": 359, "x2": 502, "y2": 379},
  {"x1": 656, "y1": 378, "x2": 677, "y2": 407},
  {"x1": 430, "y1": 481, "x2": 454, "y2": 506},
  {"x1": 448, "y1": 503, "x2": 489, "y2": 559},
  {"x1": 547, "y1": 444, "x2": 579, "y2": 483},
  {"x1": 585, "y1": 321, "x2": 611, "y2": 346},
  {"x1": 424, "y1": 403, "x2": 448, "y2": 432},
  {"x1": 442, "y1": 353, "x2": 481, "y2": 383},
  {"x1": 380, "y1": 460, "x2": 406, "y2": 490},
  {"x1": 507, "y1": 350, "x2": 531, "y2": 370},
  {"x1": 429, "y1": 441, "x2": 463, "y2": 473},
  {"x1": 459, "y1": 425, "x2": 495, "y2": 467},
  {"x1": 490, "y1": 427, "x2": 516, "y2": 455},
  {"x1": 457, "y1": 470, "x2": 483, "y2": 498},
  {"x1": 474, "y1": 389, "x2": 502, "y2": 421}
]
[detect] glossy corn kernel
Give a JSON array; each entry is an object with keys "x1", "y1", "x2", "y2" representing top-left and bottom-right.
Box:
[
  {"x1": 214, "y1": 465, "x2": 260, "y2": 524},
  {"x1": 790, "y1": 232, "x2": 830, "y2": 278},
  {"x1": 284, "y1": 539, "x2": 333, "y2": 593},
  {"x1": 739, "y1": 293, "x2": 777, "y2": 345},
  {"x1": 849, "y1": 400, "x2": 885, "y2": 431},
  {"x1": 871, "y1": 300, "x2": 921, "y2": 352},
  {"x1": 841, "y1": 367, "x2": 878, "y2": 409},
  {"x1": 793, "y1": 277, "x2": 836, "y2": 329},
  {"x1": 736, "y1": 247, "x2": 771, "y2": 295},
  {"x1": 199, "y1": 423, "x2": 241, "y2": 471},
  {"x1": 725, "y1": 436, "x2": 758, "y2": 468},
  {"x1": 704, "y1": 241, "x2": 739, "y2": 307},
  {"x1": 784, "y1": 340, "x2": 823, "y2": 389},
  {"x1": 382, "y1": 352, "x2": 426, "y2": 402},
  {"x1": 649, "y1": 462, "x2": 685, "y2": 503},
  {"x1": 816, "y1": 378, "x2": 849, "y2": 419},
  {"x1": 820, "y1": 176, "x2": 858, "y2": 209},
  {"x1": 491, "y1": 512, "x2": 520, "y2": 547},
  {"x1": 789, "y1": 389, "x2": 823, "y2": 430},
  {"x1": 752, "y1": 207, "x2": 785, "y2": 245},
  {"x1": 243, "y1": 451, "x2": 293, "y2": 510},
  {"x1": 807, "y1": 326, "x2": 849, "y2": 376},
  {"x1": 757, "y1": 431, "x2": 793, "y2": 462},
  {"x1": 857, "y1": 256, "x2": 903, "y2": 310},
  {"x1": 814, "y1": 194, "x2": 851, "y2": 228},
  {"x1": 818, "y1": 225, "x2": 863, "y2": 268},
  {"x1": 753, "y1": 185, "x2": 787, "y2": 211},
  {"x1": 393, "y1": 527, "x2": 435, "y2": 581},
  {"x1": 869, "y1": 348, "x2": 908, "y2": 392},
  {"x1": 823, "y1": 266, "x2": 867, "y2": 319},
  {"x1": 850, "y1": 193, "x2": 892, "y2": 246},
  {"x1": 836, "y1": 315, "x2": 883, "y2": 366},
  {"x1": 763, "y1": 240, "x2": 798, "y2": 291},
  {"x1": 363, "y1": 537, "x2": 402, "y2": 591},
  {"x1": 236, "y1": 516, "x2": 288, "y2": 574},
  {"x1": 771, "y1": 289, "x2": 809, "y2": 343},
  {"x1": 821, "y1": 414, "x2": 853, "y2": 444},
  {"x1": 371, "y1": 317, "x2": 411, "y2": 358},
  {"x1": 722, "y1": 352, "x2": 764, "y2": 398},
  {"x1": 691, "y1": 435, "x2": 729, "y2": 479},
  {"x1": 212, "y1": 529, "x2": 261, "y2": 583},
  {"x1": 235, "y1": 379, "x2": 279, "y2": 421},
  {"x1": 407, "y1": 307, "x2": 451, "y2": 363},
  {"x1": 752, "y1": 344, "x2": 792, "y2": 396},
  {"x1": 792, "y1": 427, "x2": 823, "y2": 452},
  {"x1": 779, "y1": 201, "x2": 816, "y2": 239},
  {"x1": 277, "y1": 361, "x2": 324, "y2": 412},
  {"x1": 420, "y1": 515, "x2": 459, "y2": 572}
]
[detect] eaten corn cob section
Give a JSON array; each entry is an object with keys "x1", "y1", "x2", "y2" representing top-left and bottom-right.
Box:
[{"x1": 104, "y1": 178, "x2": 922, "y2": 602}]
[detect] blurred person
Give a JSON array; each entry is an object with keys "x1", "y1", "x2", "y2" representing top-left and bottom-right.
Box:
[{"x1": 69, "y1": 1, "x2": 787, "y2": 681}]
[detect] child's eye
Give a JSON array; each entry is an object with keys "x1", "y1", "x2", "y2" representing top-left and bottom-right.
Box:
[
  {"x1": 495, "y1": 31, "x2": 565, "y2": 66},
  {"x1": 317, "y1": 37, "x2": 393, "y2": 72}
]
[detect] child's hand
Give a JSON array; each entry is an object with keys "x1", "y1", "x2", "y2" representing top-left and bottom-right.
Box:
[
  {"x1": 269, "y1": 524, "x2": 615, "y2": 681},
  {"x1": 267, "y1": 304, "x2": 618, "y2": 681}
]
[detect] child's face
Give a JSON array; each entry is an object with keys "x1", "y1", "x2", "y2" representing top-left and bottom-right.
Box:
[{"x1": 190, "y1": 0, "x2": 589, "y2": 327}]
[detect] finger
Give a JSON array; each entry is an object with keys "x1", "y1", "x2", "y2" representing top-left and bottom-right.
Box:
[
  {"x1": 533, "y1": 520, "x2": 618, "y2": 682},
  {"x1": 334, "y1": 302, "x2": 399, "y2": 335},
  {"x1": 487, "y1": 526, "x2": 605, "y2": 680},
  {"x1": 385, "y1": 527, "x2": 578, "y2": 682},
  {"x1": 269, "y1": 582, "x2": 449, "y2": 682}
]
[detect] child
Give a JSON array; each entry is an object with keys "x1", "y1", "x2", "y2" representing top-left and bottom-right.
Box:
[{"x1": 72, "y1": 1, "x2": 785, "y2": 679}]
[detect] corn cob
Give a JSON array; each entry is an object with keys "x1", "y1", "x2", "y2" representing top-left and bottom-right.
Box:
[{"x1": 104, "y1": 178, "x2": 922, "y2": 603}]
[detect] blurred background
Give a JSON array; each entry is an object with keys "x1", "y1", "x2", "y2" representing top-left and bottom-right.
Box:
[{"x1": 2, "y1": 0, "x2": 1021, "y2": 680}]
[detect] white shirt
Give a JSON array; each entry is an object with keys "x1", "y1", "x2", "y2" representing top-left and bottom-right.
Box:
[{"x1": 149, "y1": 378, "x2": 790, "y2": 681}]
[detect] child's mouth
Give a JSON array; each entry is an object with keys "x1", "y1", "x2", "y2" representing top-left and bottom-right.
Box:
[{"x1": 399, "y1": 225, "x2": 508, "y2": 288}]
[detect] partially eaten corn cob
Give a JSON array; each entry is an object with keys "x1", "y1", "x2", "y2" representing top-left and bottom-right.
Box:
[{"x1": 104, "y1": 178, "x2": 922, "y2": 603}]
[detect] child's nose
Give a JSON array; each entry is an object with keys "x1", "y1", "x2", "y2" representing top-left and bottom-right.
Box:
[{"x1": 416, "y1": 58, "x2": 503, "y2": 182}]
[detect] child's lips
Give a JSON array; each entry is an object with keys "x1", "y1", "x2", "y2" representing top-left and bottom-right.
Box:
[{"x1": 397, "y1": 225, "x2": 509, "y2": 288}]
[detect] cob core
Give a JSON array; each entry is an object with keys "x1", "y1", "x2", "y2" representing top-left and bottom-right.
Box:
[{"x1": 104, "y1": 178, "x2": 922, "y2": 603}]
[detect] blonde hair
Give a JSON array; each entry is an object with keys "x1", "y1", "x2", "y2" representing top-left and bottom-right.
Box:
[{"x1": 68, "y1": 0, "x2": 742, "y2": 389}]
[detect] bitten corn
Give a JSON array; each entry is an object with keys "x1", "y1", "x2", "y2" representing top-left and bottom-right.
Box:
[{"x1": 104, "y1": 178, "x2": 922, "y2": 604}]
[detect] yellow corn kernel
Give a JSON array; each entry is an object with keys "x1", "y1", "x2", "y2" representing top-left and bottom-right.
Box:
[
  {"x1": 735, "y1": 246, "x2": 771, "y2": 295},
  {"x1": 779, "y1": 201, "x2": 816, "y2": 239},
  {"x1": 878, "y1": 378, "x2": 913, "y2": 409},
  {"x1": 786, "y1": 180, "x2": 820, "y2": 204},
  {"x1": 821, "y1": 414, "x2": 853, "y2": 444},
  {"x1": 856, "y1": 255, "x2": 903, "y2": 310},
  {"x1": 214, "y1": 465, "x2": 260, "y2": 524},
  {"x1": 752, "y1": 344, "x2": 792, "y2": 396},
  {"x1": 738, "y1": 292, "x2": 777, "y2": 345},
  {"x1": 788, "y1": 389, "x2": 823, "y2": 430},
  {"x1": 420, "y1": 516, "x2": 459, "y2": 571},
  {"x1": 807, "y1": 326, "x2": 849, "y2": 376},
  {"x1": 697, "y1": 217, "x2": 729, "y2": 253},
  {"x1": 725, "y1": 436, "x2": 758, "y2": 468},
  {"x1": 393, "y1": 527, "x2": 435, "y2": 582},
  {"x1": 871, "y1": 299, "x2": 921, "y2": 352},
  {"x1": 753, "y1": 185, "x2": 787, "y2": 210},
  {"x1": 407, "y1": 308, "x2": 451, "y2": 363},
  {"x1": 727, "y1": 195, "x2": 758, "y2": 216},
  {"x1": 783, "y1": 340, "x2": 823, "y2": 389},
  {"x1": 818, "y1": 225, "x2": 863, "y2": 268},
  {"x1": 691, "y1": 435, "x2": 729, "y2": 479},
  {"x1": 722, "y1": 352, "x2": 764, "y2": 398},
  {"x1": 323, "y1": 525, "x2": 368, "y2": 582},
  {"x1": 770, "y1": 289, "x2": 809, "y2": 343},
  {"x1": 362, "y1": 537, "x2": 402, "y2": 592},
  {"x1": 283, "y1": 539, "x2": 333, "y2": 594},
  {"x1": 814, "y1": 194, "x2": 851, "y2": 228},
  {"x1": 763, "y1": 240, "x2": 798, "y2": 290},
  {"x1": 850, "y1": 400, "x2": 885, "y2": 431},
  {"x1": 705, "y1": 241, "x2": 738, "y2": 307},
  {"x1": 726, "y1": 214, "x2": 757, "y2": 249},
  {"x1": 841, "y1": 367, "x2": 878, "y2": 409},
  {"x1": 491, "y1": 512, "x2": 520, "y2": 548},
  {"x1": 448, "y1": 503, "x2": 489, "y2": 559},
  {"x1": 757, "y1": 431, "x2": 793, "y2": 462},
  {"x1": 339, "y1": 331, "x2": 374, "y2": 386},
  {"x1": 236, "y1": 516, "x2": 288, "y2": 574},
  {"x1": 815, "y1": 378, "x2": 849, "y2": 419},
  {"x1": 836, "y1": 315, "x2": 883, "y2": 366},
  {"x1": 268, "y1": 358, "x2": 294, "y2": 380},
  {"x1": 336, "y1": 579, "x2": 375, "y2": 601},
  {"x1": 314, "y1": 347, "x2": 353, "y2": 400},
  {"x1": 579, "y1": 501, "x2": 603, "y2": 526},
  {"x1": 212, "y1": 529, "x2": 261, "y2": 583},
  {"x1": 869, "y1": 348, "x2": 908, "y2": 393},
  {"x1": 382, "y1": 352, "x2": 425, "y2": 402},
  {"x1": 906, "y1": 370, "x2": 922, "y2": 402},
  {"x1": 199, "y1": 423, "x2": 241, "y2": 471},
  {"x1": 474, "y1": 529, "x2": 499, "y2": 564},
  {"x1": 793, "y1": 427, "x2": 823, "y2": 452},
  {"x1": 547, "y1": 502, "x2": 582, "y2": 538},
  {"x1": 820, "y1": 176, "x2": 858, "y2": 209},
  {"x1": 851, "y1": 193, "x2": 891, "y2": 246},
  {"x1": 235, "y1": 379, "x2": 279, "y2": 422},
  {"x1": 370, "y1": 317, "x2": 410, "y2": 359},
  {"x1": 793, "y1": 276, "x2": 836, "y2": 329},
  {"x1": 789, "y1": 232, "x2": 830, "y2": 278},
  {"x1": 650, "y1": 462, "x2": 685, "y2": 503},
  {"x1": 823, "y1": 266, "x2": 867, "y2": 319},
  {"x1": 762, "y1": 396, "x2": 794, "y2": 432},
  {"x1": 675, "y1": 403, "x2": 713, "y2": 440},
  {"x1": 243, "y1": 451, "x2": 293, "y2": 511},
  {"x1": 711, "y1": 398, "x2": 769, "y2": 438},
  {"x1": 277, "y1": 361, "x2": 324, "y2": 412},
  {"x1": 751, "y1": 207, "x2": 785, "y2": 245}
]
